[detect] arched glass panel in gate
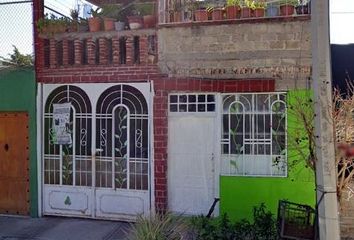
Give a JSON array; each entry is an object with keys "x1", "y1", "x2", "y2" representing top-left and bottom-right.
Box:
[
  {"x1": 44, "y1": 85, "x2": 92, "y2": 186},
  {"x1": 96, "y1": 85, "x2": 149, "y2": 190}
]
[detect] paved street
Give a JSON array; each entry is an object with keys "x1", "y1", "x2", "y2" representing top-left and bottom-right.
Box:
[{"x1": 0, "y1": 216, "x2": 130, "y2": 240}]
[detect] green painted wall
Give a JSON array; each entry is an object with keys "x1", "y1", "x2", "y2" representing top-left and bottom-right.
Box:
[
  {"x1": 220, "y1": 90, "x2": 315, "y2": 221},
  {"x1": 0, "y1": 68, "x2": 37, "y2": 217}
]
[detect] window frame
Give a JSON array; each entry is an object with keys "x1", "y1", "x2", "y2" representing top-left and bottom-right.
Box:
[{"x1": 221, "y1": 92, "x2": 288, "y2": 177}]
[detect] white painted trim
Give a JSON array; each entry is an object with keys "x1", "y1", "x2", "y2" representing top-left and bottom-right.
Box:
[
  {"x1": 214, "y1": 93, "x2": 222, "y2": 216},
  {"x1": 36, "y1": 83, "x2": 43, "y2": 217},
  {"x1": 149, "y1": 80, "x2": 156, "y2": 215}
]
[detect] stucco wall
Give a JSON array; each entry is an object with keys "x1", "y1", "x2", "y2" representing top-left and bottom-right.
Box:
[
  {"x1": 158, "y1": 18, "x2": 312, "y2": 91},
  {"x1": 0, "y1": 68, "x2": 37, "y2": 217}
]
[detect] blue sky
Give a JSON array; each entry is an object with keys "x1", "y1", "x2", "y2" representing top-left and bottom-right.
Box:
[{"x1": 0, "y1": 0, "x2": 353, "y2": 58}]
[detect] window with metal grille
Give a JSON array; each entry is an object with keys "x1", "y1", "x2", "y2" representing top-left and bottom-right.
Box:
[
  {"x1": 169, "y1": 93, "x2": 216, "y2": 113},
  {"x1": 221, "y1": 93, "x2": 287, "y2": 177}
]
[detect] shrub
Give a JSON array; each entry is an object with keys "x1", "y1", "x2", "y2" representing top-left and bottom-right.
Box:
[
  {"x1": 191, "y1": 203, "x2": 278, "y2": 240},
  {"x1": 127, "y1": 213, "x2": 188, "y2": 240}
]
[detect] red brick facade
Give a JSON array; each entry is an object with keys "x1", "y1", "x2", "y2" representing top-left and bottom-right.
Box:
[
  {"x1": 33, "y1": 0, "x2": 275, "y2": 214},
  {"x1": 38, "y1": 64, "x2": 274, "y2": 212}
]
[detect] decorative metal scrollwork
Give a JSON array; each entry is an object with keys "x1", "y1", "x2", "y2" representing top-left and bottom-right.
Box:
[
  {"x1": 100, "y1": 129, "x2": 107, "y2": 147},
  {"x1": 136, "y1": 129, "x2": 143, "y2": 149},
  {"x1": 80, "y1": 128, "x2": 87, "y2": 146}
]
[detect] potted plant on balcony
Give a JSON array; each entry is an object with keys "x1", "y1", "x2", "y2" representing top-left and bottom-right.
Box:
[
  {"x1": 101, "y1": 4, "x2": 120, "y2": 31},
  {"x1": 77, "y1": 18, "x2": 89, "y2": 32},
  {"x1": 295, "y1": 0, "x2": 310, "y2": 15},
  {"x1": 169, "y1": 0, "x2": 183, "y2": 22},
  {"x1": 279, "y1": 0, "x2": 298, "y2": 16},
  {"x1": 127, "y1": 4, "x2": 143, "y2": 30},
  {"x1": 226, "y1": 0, "x2": 241, "y2": 19},
  {"x1": 266, "y1": 1, "x2": 279, "y2": 17},
  {"x1": 240, "y1": 0, "x2": 254, "y2": 18},
  {"x1": 253, "y1": 0, "x2": 266, "y2": 17},
  {"x1": 210, "y1": 4, "x2": 224, "y2": 21},
  {"x1": 68, "y1": 9, "x2": 79, "y2": 32},
  {"x1": 88, "y1": 8, "x2": 102, "y2": 32},
  {"x1": 194, "y1": 1, "x2": 208, "y2": 21},
  {"x1": 136, "y1": 2, "x2": 156, "y2": 28}
]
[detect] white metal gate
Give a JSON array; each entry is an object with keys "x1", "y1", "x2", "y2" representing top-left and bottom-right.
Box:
[{"x1": 42, "y1": 83, "x2": 152, "y2": 221}]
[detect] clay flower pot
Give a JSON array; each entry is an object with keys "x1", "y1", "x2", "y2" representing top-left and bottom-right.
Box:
[
  {"x1": 114, "y1": 21, "x2": 125, "y2": 31},
  {"x1": 194, "y1": 9, "x2": 208, "y2": 21},
  {"x1": 127, "y1": 16, "x2": 143, "y2": 30},
  {"x1": 143, "y1": 15, "x2": 156, "y2": 28},
  {"x1": 266, "y1": 5, "x2": 279, "y2": 17},
  {"x1": 103, "y1": 17, "x2": 115, "y2": 31},
  {"x1": 88, "y1": 17, "x2": 101, "y2": 32},
  {"x1": 241, "y1": 7, "x2": 252, "y2": 18},
  {"x1": 280, "y1": 5, "x2": 295, "y2": 16},
  {"x1": 226, "y1": 6, "x2": 241, "y2": 19},
  {"x1": 212, "y1": 8, "x2": 224, "y2": 20},
  {"x1": 172, "y1": 11, "x2": 182, "y2": 22},
  {"x1": 254, "y1": 8, "x2": 265, "y2": 17}
]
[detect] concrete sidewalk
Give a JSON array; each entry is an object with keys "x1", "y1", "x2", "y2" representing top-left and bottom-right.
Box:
[{"x1": 0, "y1": 216, "x2": 130, "y2": 240}]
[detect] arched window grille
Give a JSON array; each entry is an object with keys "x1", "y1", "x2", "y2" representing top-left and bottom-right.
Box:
[
  {"x1": 96, "y1": 85, "x2": 149, "y2": 190},
  {"x1": 44, "y1": 85, "x2": 92, "y2": 186},
  {"x1": 221, "y1": 93, "x2": 287, "y2": 177}
]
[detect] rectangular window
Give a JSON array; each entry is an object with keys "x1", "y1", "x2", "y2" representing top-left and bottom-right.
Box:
[
  {"x1": 221, "y1": 93, "x2": 287, "y2": 177},
  {"x1": 169, "y1": 93, "x2": 216, "y2": 113}
]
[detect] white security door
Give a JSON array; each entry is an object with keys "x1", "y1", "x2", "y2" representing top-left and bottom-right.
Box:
[
  {"x1": 42, "y1": 83, "x2": 151, "y2": 220},
  {"x1": 168, "y1": 94, "x2": 217, "y2": 216}
]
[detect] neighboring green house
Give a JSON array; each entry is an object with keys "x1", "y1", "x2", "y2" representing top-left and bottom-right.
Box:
[{"x1": 0, "y1": 67, "x2": 37, "y2": 217}]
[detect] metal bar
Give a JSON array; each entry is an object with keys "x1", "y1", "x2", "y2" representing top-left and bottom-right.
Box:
[
  {"x1": 44, "y1": 5, "x2": 68, "y2": 18},
  {"x1": 0, "y1": 1, "x2": 32, "y2": 5}
]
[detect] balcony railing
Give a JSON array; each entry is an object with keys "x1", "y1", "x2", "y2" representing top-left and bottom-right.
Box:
[
  {"x1": 160, "y1": 0, "x2": 311, "y2": 24},
  {"x1": 40, "y1": 29, "x2": 157, "y2": 69}
]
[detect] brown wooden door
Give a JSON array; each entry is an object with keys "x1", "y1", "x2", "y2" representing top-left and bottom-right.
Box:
[{"x1": 0, "y1": 112, "x2": 30, "y2": 215}]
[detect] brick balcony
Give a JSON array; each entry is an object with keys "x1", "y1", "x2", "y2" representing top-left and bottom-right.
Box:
[{"x1": 39, "y1": 29, "x2": 157, "y2": 70}]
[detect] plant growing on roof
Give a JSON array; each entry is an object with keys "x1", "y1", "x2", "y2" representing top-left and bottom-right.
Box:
[
  {"x1": 279, "y1": 0, "x2": 299, "y2": 6},
  {"x1": 240, "y1": 0, "x2": 254, "y2": 18},
  {"x1": 253, "y1": 0, "x2": 266, "y2": 9},
  {"x1": 279, "y1": 0, "x2": 298, "y2": 15},
  {"x1": 253, "y1": 0, "x2": 266, "y2": 17},
  {"x1": 88, "y1": 8, "x2": 102, "y2": 32},
  {"x1": 101, "y1": 4, "x2": 121, "y2": 31},
  {"x1": 226, "y1": 0, "x2": 241, "y2": 19}
]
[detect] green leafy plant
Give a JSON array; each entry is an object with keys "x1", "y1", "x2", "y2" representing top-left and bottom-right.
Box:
[
  {"x1": 101, "y1": 4, "x2": 122, "y2": 19},
  {"x1": 127, "y1": 213, "x2": 188, "y2": 240},
  {"x1": 136, "y1": 2, "x2": 155, "y2": 16},
  {"x1": 90, "y1": 8, "x2": 102, "y2": 18},
  {"x1": 226, "y1": 0, "x2": 241, "y2": 7},
  {"x1": 279, "y1": 0, "x2": 299, "y2": 6},
  {"x1": 62, "y1": 145, "x2": 73, "y2": 185},
  {"x1": 1, "y1": 45, "x2": 33, "y2": 67},
  {"x1": 253, "y1": 0, "x2": 267, "y2": 9},
  {"x1": 191, "y1": 204, "x2": 278, "y2": 240},
  {"x1": 241, "y1": 0, "x2": 255, "y2": 8}
]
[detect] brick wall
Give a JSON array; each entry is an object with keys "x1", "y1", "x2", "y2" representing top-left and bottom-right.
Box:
[
  {"x1": 38, "y1": 64, "x2": 274, "y2": 212},
  {"x1": 158, "y1": 17, "x2": 312, "y2": 91}
]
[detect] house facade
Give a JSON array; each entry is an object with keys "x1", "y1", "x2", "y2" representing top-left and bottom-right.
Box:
[{"x1": 31, "y1": 0, "x2": 315, "y2": 222}]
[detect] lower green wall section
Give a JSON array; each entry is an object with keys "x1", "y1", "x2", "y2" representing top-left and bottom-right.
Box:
[
  {"x1": 0, "y1": 68, "x2": 37, "y2": 217},
  {"x1": 220, "y1": 90, "x2": 315, "y2": 221}
]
